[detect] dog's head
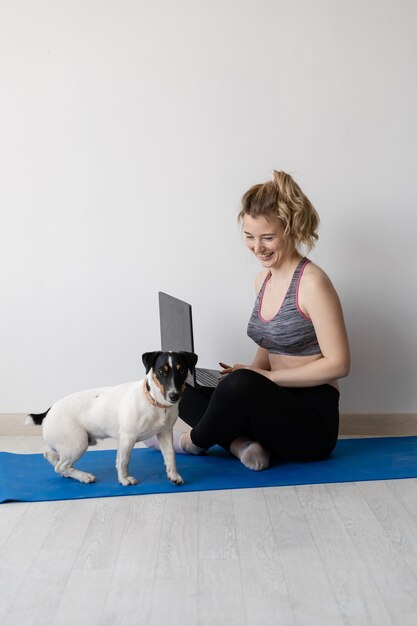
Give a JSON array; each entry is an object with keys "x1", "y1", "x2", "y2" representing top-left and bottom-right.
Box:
[{"x1": 142, "y1": 351, "x2": 198, "y2": 405}]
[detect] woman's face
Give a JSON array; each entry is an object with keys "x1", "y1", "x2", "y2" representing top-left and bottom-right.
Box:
[{"x1": 242, "y1": 214, "x2": 293, "y2": 269}]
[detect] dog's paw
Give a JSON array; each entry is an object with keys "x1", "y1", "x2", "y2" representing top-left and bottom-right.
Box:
[
  {"x1": 78, "y1": 472, "x2": 96, "y2": 483},
  {"x1": 119, "y1": 476, "x2": 138, "y2": 486},
  {"x1": 168, "y1": 472, "x2": 184, "y2": 485}
]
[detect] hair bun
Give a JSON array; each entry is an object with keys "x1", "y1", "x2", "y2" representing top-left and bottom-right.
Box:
[
  {"x1": 239, "y1": 170, "x2": 319, "y2": 252},
  {"x1": 273, "y1": 170, "x2": 290, "y2": 192}
]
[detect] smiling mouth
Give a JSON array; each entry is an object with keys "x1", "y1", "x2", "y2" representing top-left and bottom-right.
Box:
[{"x1": 258, "y1": 253, "x2": 274, "y2": 260}]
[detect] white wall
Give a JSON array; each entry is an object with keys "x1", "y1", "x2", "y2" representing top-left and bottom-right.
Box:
[{"x1": 1, "y1": 0, "x2": 416, "y2": 413}]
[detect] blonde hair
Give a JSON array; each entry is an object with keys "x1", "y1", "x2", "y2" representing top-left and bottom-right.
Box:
[{"x1": 238, "y1": 170, "x2": 319, "y2": 251}]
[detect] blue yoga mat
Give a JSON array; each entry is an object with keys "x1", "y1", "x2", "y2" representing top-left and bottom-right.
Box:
[{"x1": 1, "y1": 437, "x2": 417, "y2": 504}]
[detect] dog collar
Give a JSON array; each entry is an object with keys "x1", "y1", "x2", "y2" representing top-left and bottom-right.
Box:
[{"x1": 143, "y1": 379, "x2": 171, "y2": 409}]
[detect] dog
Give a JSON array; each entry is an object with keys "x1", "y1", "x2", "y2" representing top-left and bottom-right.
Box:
[{"x1": 26, "y1": 351, "x2": 198, "y2": 486}]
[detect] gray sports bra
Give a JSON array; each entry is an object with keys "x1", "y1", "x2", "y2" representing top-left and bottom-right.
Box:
[{"x1": 247, "y1": 258, "x2": 322, "y2": 356}]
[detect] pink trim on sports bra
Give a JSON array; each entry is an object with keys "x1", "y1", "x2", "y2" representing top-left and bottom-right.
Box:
[
  {"x1": 258, "y1": 272, "x2": 277, "y2": 323},
  {"x1": 295, "y1": 260, "x2": 312, "y2": 321},
  {"x1": 257, "y1": 259, "x2": 312, "y2": 324}
]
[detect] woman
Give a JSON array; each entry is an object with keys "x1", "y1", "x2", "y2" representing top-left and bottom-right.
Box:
[{"x1": 146, "y1": 170, "x2": 350, "y2": 470}]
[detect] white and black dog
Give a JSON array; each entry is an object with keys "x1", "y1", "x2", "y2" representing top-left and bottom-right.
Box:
[{"x1": 26, "y1": 351, "x2": 198, "y2": 486}]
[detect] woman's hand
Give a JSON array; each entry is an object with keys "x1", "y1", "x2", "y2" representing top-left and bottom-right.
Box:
[
  {"x1": 219, "y1": 362, "x2": 237, "y2": 375},
  {"x1": 219, "y1": 362, "x2": 272, "y2": 380}
]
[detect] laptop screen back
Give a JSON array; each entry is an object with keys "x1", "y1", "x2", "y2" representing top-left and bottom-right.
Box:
[{"x1": 158, "y1": 292, "x2": 195, "y2": 353}]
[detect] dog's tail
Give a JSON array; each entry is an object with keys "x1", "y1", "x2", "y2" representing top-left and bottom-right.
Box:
[{"x1": 25, "y1": 408, "x2": 51, "y2": 426}]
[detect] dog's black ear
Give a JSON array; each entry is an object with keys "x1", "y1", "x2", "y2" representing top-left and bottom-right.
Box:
[
  {"x1": 180, "y1": 351, "x2": 198, "y2": 374},
  {"x1": 142, "y1": 351, "x2": 161, "y2": 374}
]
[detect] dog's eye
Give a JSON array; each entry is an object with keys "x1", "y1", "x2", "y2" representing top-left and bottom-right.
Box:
[{"x1": 158, "y1": 367, "x2": 168, "y2": 377}]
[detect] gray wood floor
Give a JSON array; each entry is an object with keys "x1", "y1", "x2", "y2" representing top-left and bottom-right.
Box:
[{"x1": 1, "y1": 416, "x2": 417, "y2": 625}]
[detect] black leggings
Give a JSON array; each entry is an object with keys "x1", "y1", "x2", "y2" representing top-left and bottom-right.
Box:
[{"x1": 179, "y1": 369, "x2": 340, "y2": 462}]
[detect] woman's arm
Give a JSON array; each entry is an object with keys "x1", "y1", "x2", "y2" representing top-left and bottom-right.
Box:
[
  {"x1": 251, "y1": 346, "x2": 271, "y2": 370},
  {"x1": 220, "y1": 273, "x2": 271, "y2": 375},
  {"x1": 270, "y1": 268, "x2": 350, "y2": 386}
]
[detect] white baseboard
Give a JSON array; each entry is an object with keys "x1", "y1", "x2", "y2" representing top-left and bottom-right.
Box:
[{"x1": 340, "y1": 413, "x2": 417, "y2": 437}]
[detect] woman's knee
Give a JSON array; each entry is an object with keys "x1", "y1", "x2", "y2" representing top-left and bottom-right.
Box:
[
  {"x1": 216, "y1": 369, "x2": 265, "y2": 398},
  {"x1": 216, "y1": 369, "x2": 270, "y2": 399}
]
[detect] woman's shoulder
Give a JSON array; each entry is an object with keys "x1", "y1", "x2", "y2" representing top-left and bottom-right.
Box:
[
  {"x1": 303, "y1": 259, "x2": 332, "y2": 283},
  {"x1": 301, "y1": 259, "x2": 338, "y2": 299}
]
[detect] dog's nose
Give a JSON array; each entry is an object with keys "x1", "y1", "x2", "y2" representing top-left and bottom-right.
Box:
[{"x1": 168, "y1": 392, "x2": 180, "y2": 403}]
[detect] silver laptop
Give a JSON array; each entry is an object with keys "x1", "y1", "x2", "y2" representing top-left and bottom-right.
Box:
[{"x1": 158, "y1": 292, "x2": 220, "y2": 389}]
